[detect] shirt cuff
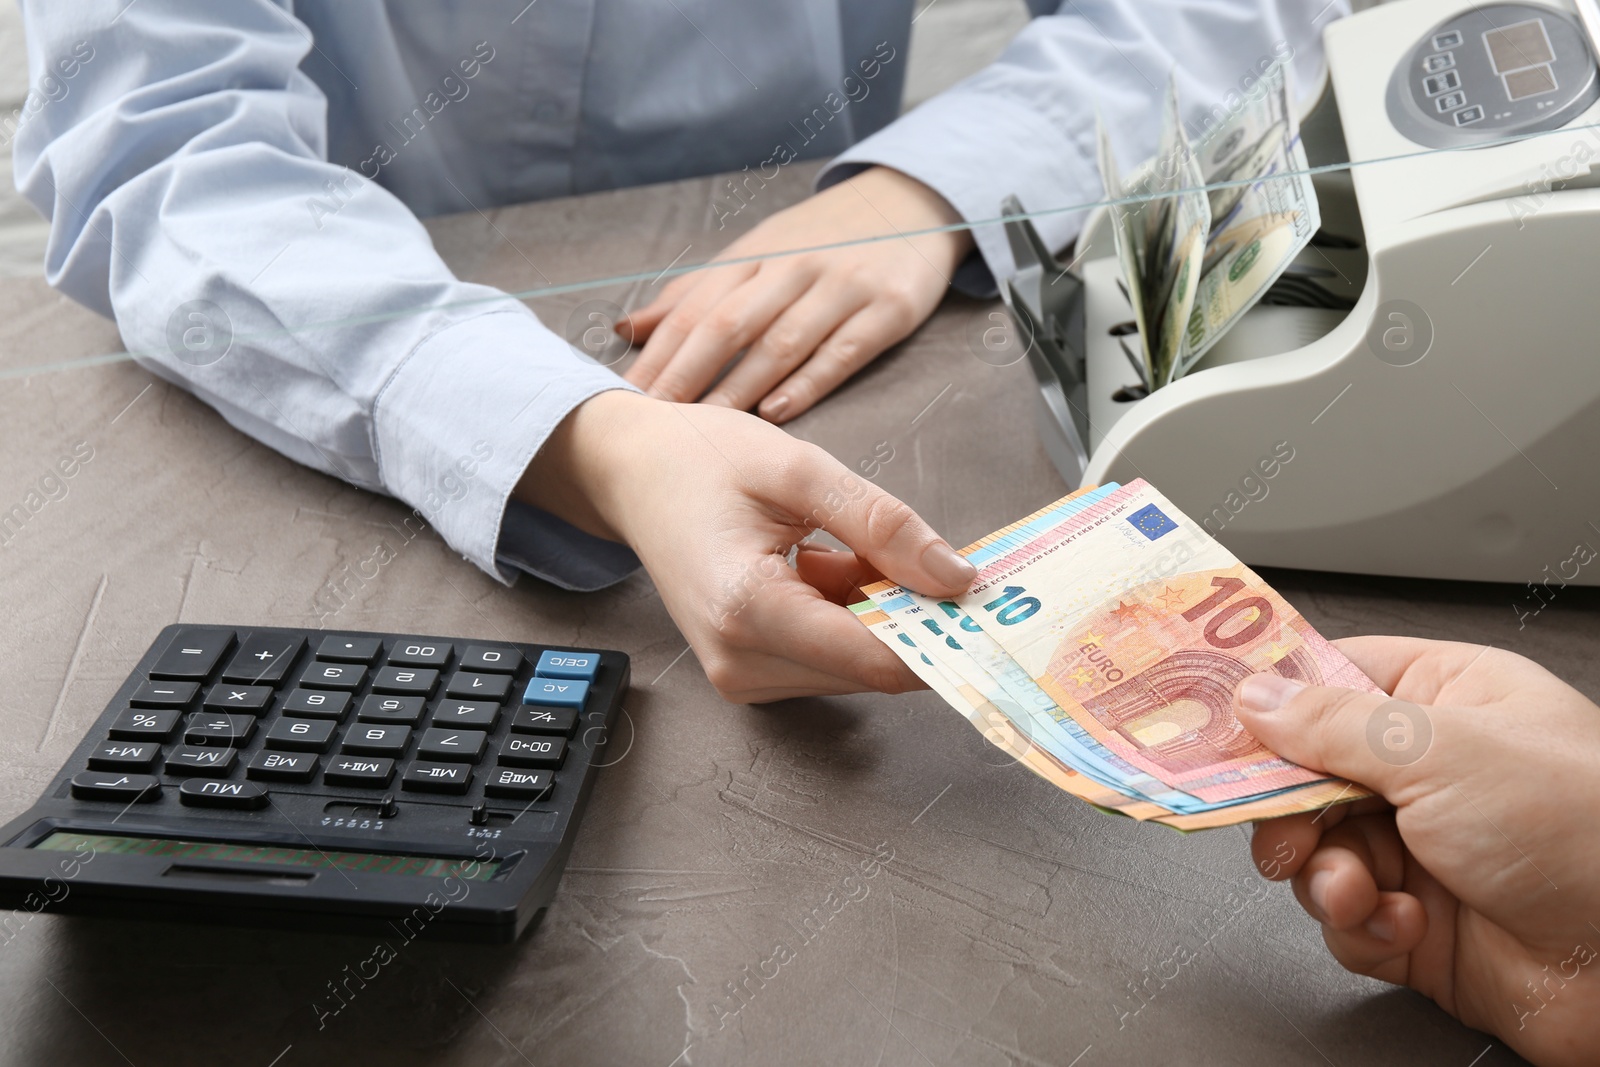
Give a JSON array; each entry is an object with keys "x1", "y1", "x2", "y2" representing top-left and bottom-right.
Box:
[
  {"x1": 817, "y1": 91, "x2": 1103, "y2": 296},
  {"x1": 371, "y1": 308, "x2": 642, "y2": 591}
]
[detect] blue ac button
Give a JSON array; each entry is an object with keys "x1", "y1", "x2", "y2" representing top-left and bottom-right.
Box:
[{"x1": 524, "y1": 677, "x2": 589, "y2": 709}]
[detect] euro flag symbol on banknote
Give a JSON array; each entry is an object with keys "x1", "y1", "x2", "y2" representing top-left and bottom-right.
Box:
[
  {"x1": 854, "y1": 479, "x2": 1377, "y2": 830},
  {"x1": 1127, "y1": 504, "x2": 1176, "y2": 540}
]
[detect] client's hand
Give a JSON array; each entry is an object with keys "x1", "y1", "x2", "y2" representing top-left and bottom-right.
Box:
[
  {"x1": 517, "y1": 390, "x2": 976, "y2": 702},
  {"x1": 621, "y1": 166, "x2": 971, "y2": 423},
  {"x1": 1236, "y1": 636, "x2": 1600, "y2": 1067}
]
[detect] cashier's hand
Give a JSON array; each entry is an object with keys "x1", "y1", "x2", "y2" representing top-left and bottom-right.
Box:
[
  {"x1": 1237, "y1": 637, "x2": 1600, "y2": 1067},
  {"x1": 620, "y1": 166, "x2": 972, "y2": 423},
  {"x1": 517, "y1": 390, "x2": 976, "y2": 702}
]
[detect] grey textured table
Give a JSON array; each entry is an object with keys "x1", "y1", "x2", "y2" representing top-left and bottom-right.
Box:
[{"x1": 1, "y1": 162, "x2": 1592, "y2": 1067}]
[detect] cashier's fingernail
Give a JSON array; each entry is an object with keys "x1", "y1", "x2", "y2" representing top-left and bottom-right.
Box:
[
  {"x1": 1307, "y1": 868, "x2": 1334, "y2": 918},
  {"x1": 922, "y1": 542, "x2": 977, "y2": 589},
  {"x1": 1365, "y1": 912, "x2": 1397, "y2": 943},
  {"x1": 1238, "y1": 673, "x2": 1305, "y2": 713},
  {"x1": 762, "y1": 395, "x2": 790, "y2": 420}
]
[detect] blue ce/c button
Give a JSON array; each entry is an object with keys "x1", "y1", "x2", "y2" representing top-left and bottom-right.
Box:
[
  {"x1": 536, "y1": 650, "x2": 600, "y2": 680},
  {"x1": 524, "y1": 677, "x2": 589, "y2": 709}
]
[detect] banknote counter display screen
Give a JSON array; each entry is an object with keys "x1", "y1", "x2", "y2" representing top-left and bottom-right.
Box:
[{"x1": 32, "y1": 831, "x2": 499, "y2": 880}]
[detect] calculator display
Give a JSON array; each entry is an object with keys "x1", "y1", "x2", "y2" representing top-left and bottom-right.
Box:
[{"x1": 34, "y1": 831, "x2": 498, "y2": 881}]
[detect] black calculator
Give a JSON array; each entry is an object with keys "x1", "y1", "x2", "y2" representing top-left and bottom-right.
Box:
[{"x1": 0, "y1": 625, "x2": 628, "y2": 943}]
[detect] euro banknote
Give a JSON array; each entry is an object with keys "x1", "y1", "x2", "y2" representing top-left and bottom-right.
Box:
[{"x1": 855, "y1": 479, "x2": 1375, "y2": 830}]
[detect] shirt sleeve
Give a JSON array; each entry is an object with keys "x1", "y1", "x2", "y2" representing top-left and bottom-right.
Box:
[
  {"x1": 12, "y1": 0, "x2": 640, "y2": 592},
  {"x1": 819, "y1": 0, "x2": 1350, "y2": 295}
]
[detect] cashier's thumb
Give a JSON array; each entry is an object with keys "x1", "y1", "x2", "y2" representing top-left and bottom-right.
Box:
[
  {"x1": 1234, "y1": 674, "x2": 1438, "y2": 798},
  {"x1": 817, "y1": 477, "x2": 977, "y2": 599}
]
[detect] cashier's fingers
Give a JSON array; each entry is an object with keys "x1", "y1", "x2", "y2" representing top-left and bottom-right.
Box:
[
  {"x1": 792, "y1": 543, "x2": 884, "y2": 606},
  {"x1": 641, "y1": 266, "x2": 819, "y2": 404},
  {"x1": 1319, "y1": 891, "x2": 1430, "y2": 985},
  {"x1": 792, "y1": 468, "x2": 976, "y2": 601},
  {"x1": 702, "y1": 279, "x2": 871, "y2": 412},
  {"x1": 758, "y1": 299, "x2": 924, "y2": 424},
  {"x1": 625, "y1": 262, "x2": 758, "y2": 394},
  {"x1": 706, "y1": 587, "x2": 921, "y2": 701},
  {"x1": 616, "y1": 276, "x2": 686, "y2": 343}
]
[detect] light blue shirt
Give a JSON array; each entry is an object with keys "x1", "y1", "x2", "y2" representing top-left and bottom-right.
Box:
[{"x1": 13, "y1": 0, "x2": 1342, "y2": 591}]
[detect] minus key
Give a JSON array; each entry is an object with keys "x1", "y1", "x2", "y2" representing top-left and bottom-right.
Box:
[{"x1": 130, "y1": 681, "x2": 198, "y2": 707}]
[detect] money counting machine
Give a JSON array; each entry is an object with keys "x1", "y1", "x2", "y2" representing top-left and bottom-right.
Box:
[{"x1": 1007, "y1": 0, "x2": 1600, "y2": 585}]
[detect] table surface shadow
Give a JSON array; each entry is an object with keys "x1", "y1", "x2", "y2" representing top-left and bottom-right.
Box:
[{"x1": 0, "y1": 162, "x2": 1586, "y2": 1067}]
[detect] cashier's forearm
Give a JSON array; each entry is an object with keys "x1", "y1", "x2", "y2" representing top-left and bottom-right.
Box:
[{"x1": 513, "y1": 390, "x2": 646, "y2": 546}]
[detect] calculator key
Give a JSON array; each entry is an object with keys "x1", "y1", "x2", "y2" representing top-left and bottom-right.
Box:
[
  {"x1": 402, "y1": 761, "x2": 473, "y2": 794},
  {"x1": 265, "y1": 717, "x2": 337, "y2": 753},
  {"x1": 417, "y1": 728, "x2": 488, "y2": 763},
  {"x1": 109, "y1": 707, "x2": 181, "y2": 741},
  {"x1": 184, "y1": 713, "x2": 257, "y2": 746},
  {"x1": 202, "y1": 684, "x2": 273, "y2": 714},
  {"x1": 341, "y1": 724, "x2": 411, "y2": 756},
  {"x1": 387, "y1": 640, "x2": 452, "y2": 668},
  {"x1": 282, "y1": 688, "x2": 351, "y2": 720},
  {"x1": 459, "y1": 646, "x2": 523, "y2": 673},
  {"x1": 535, "y1": 650, "x2": 601, "y2": 681},
  {"x1": 522, "y1": 678, "x2": 588, "y2": 709},
  {"x1": 164, "y1": 745, "x2": 239, "y2": 777},
  {"x1": 357, "y1": 695, "x2": 426, "y2": 724},
  {"x1": 179, "y1": 779, "x2": 270, "y2": 810},
  {"x1": 484, "y1": 767, "x2": 552, "y2": 801},
  {"x1": 87, "y1": 741, "x2": 161, "y2": 772},
  {"x1": 299, "y1": 662, "x2": 367, "y2": 690},
  {"x1": 248, "y1": 751, "x2": 319, "y2": 783},
  {"x1": 221, "y1": 633, "x2": 305, "y2": 686},
  {"x1": 499, "y1": 735, "x2": 567, "y2": 768},
  {"x1": 130, "y1": 680, "x2": 197, "y2": 707},
  {"x1": 510, "y1": 706, "x2": 579, "y2": 736},
  {"x1": 149, "y1": 628, "x2": 234, "y2": 680},
  {"x1": 70, "y1": 771, "x2": 161, "y2": 803},
  {"x1": 324, "y1": 756, "x2": 395, "y2": 787},
  {"x1": 371, "y1": 666, "x2": 438, "y2": 697},
  {"x1": 445, "y1": 671, "x2": 512, "y2": 701},
  {"x1": 432, "y1": 700, "x2": 500, "y2": 729},
  {"x1": 316, "y1": 635, "x2": 383, "y2": 663}
]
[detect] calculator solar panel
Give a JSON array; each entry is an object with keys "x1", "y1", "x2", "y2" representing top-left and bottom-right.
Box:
[{"x1": 0, "y1": 625, "x2": 628, "y2": 942}]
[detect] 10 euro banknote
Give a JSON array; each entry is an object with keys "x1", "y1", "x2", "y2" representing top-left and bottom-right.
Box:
[{"x1": 852, "y1": 480, "x2": 1376, "y2": 830}]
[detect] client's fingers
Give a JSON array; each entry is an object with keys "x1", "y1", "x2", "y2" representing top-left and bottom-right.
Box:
[
  {"x1": 1320, "y1": 891, "x2": 1429, "y2": 984},
  {"x1": 1294, "y1": 844, "x2": 1380, "y2": 930}
]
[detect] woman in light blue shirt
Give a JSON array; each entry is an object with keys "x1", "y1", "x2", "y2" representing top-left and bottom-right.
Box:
[{"x1": 13, "y1": 0, "x2": 1336, "y2": 699}]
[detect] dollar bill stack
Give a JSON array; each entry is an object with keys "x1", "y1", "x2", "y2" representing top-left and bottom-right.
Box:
[
  {"x1": 1097, "y1": 60, "x2": 1320, "y2": 391},
  {"x1": 852, "y1": 480, "x2": 1376, "y2": 830}
]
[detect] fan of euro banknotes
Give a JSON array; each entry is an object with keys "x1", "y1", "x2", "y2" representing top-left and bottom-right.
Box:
[
  {"x1": 852, "y1": 480, "x2": 1379, "y2": 830},
  {"x1": 1099, "y1": 60, "x2": 1319, "y2": 391}
]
